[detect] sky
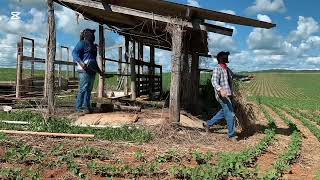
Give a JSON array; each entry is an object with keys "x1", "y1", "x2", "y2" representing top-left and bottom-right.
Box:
[{"x1": 0, "y1": 0, "x2": 320, "y2": 72}]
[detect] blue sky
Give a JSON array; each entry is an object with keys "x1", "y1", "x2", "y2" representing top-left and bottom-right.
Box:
[{"x1": 0, "y1": 0, "x2": 320, "y2": 72}]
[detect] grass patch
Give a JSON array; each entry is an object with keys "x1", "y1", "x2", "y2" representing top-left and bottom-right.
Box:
[{"x1": 0, "y1": 111, "x2": 153, "y2": 143}]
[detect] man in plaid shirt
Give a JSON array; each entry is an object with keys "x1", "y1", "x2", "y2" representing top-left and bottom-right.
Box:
[{"x1": 203, "y1": 51, "x2": 253, "y2": 142}]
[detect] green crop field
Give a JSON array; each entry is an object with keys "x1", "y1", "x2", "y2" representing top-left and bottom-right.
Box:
[
  {"x1": 241, "y1": 73, "x2": 320, "y2": 110},
  {"x1": 1, "y1": 68, "x2": 320, "y2": 179}
]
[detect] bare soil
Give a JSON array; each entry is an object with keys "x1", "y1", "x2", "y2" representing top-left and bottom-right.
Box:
[
  {"x1": 0, "y1": 107, "x2": 268, "y2": 179},
  {"x1": 255, "y1": 106, "x2": 291, "y2": 177}
]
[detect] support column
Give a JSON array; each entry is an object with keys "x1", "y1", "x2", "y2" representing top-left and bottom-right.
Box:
[
  {"x1": 130, "y1": 41, "x2": 137, "y2": 100},
  {"x1": 45, "y1": 0, "x2": 56, "y2": 119},
  {"x1": 180, "y1": 34, "x2": 191, "y2": 112},
  {"x1": 167, "y1": 24, "x2": 184, "y2": 123},
  {"x1": 16, "y1": 54, "x2": 22, "y2": 99},
  {"x1": 130, "y1": 58, "x2": 137, "y2": 100},
  {"x1": 149, "y1": 46, "x2": 155, "y2": 97},
  {"x1": 124, "y1": 37, "x2": 129, "y2": 95},
  {"x1": 58, "y1": 47, "x2": 62, "y2": 88},
  {"x1": 98, "y1": 24, "x2": 105, "y2": 98},
  {"x1": 190, "y1": 52, "x2": 200, "y2": 114},
  {"x1": 118, "y1": 47, "x2": 122, "y2": 82},
  {"x1": 137, "y1": 42, "x2": 143, "y2": 96},
  {"x1": 31, "y1": 40, "x2": 35, "y2": 88}
]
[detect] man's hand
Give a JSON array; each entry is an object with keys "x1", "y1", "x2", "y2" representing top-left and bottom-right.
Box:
[
  {"x1": 99, "y1": 71, "x2": 105, "y2": 77},
  {"x1": 248, "y1": 75, "x2": 256, "y2": 80},
  {"x1": 219, "y1": 89, "x2": 228, "y2": 98},
  {"x1": 80, "y1": 63, "x2": 88, "y2": 71}
]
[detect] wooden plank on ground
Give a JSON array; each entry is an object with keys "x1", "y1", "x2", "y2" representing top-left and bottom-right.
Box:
[{"x1": 0, "y1": 130, "x2": 94, "y2": 138}]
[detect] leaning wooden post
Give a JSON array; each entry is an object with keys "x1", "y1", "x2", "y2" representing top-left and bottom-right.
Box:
[
  {"x1": 166, "y1": 21, "x2": 184, "y2": 123},
  {"x1": 124, "y1": 37, "x2": 129, "y2": 95},
  {"x1": 45, "y1": 0, "x2": 56, "y2": 119},
  {"x1": 98, "y1": 24, "x2": 105, "y2": 98}
]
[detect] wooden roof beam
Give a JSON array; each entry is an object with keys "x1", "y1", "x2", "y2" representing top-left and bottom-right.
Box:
[{"x1": 57, "y1": 0, "x2": 233, "y2": 36}]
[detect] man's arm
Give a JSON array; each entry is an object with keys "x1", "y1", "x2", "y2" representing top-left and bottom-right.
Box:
[
  {"x1": 211, "y1": 67, "x2": 222, "y2": 91},
  {"x1": 72, "y1": 41, "x2": 86, "y2": 68},
  {"x1": 230, "y1": 70, "x2": 254, "y2": 81}
]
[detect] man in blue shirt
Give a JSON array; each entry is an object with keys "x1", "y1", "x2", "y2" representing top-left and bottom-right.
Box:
[{"x1": 72, "y1": 29, "x2": 104, "y2": 113}]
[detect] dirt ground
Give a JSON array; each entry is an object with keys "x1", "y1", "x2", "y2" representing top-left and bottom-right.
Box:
[
  {"x1": 1, "y1": 105, "x2": 319, "y2": 179},
  {"x1": 0, "y1": 107, "x2": 268, "y2": 179}
]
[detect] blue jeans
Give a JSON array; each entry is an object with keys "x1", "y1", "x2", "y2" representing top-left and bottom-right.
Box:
[
  {"x1": 76, "y1": 72, "x2": 96, "y2": 112},
  {"x1": 207, "y1": 97, "x2": 236, "y2": 138}
]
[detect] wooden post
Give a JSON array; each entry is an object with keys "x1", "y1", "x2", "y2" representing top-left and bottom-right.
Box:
[
  {"x1": 58, "y1": 47, "x2": 62, "y2": 88},
  {"x1": 45, "y1": 0, "x2": 56, "y2": 119},
  {"x1": 130, "y1": 57, "x2": 136, "y2": 100},
  {"x1": 137, "y1": 42, "x2": 143, "y2": 97},
  {"x1": 149, "y1": 46, "x2": 155, "y2": 97},
  {"x1": 167, "y1": 23, "x2": 184, "y2": 123},
  {"x1": 16, "y1": 54, "x2": 23, "y2": 99},
  {"x1": 190, "y1": 52, "x2": 200, "y2": 113},
  {"x1": 98, "y1": 24, "x2": 105, "y2": 98},
  {"x1": 124, "y1": 37, "x2": 129, "y2": 95},
  {"x1": 118, "y1": 47, "x2": 122, "y2": 82},
  {"x1": 31, "y1": 40, "x2": 35, "y2": 87},
  {"x1": 130, "y1": 41, "x2": 137, "y2": 100},
  {"x1": 180, "y1": 40, "x2": 191, "y2": 111}
]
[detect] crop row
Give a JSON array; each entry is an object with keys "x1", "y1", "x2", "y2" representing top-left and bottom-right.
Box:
[
  {"x1": 298, "y1": 110, "x2": 320, "y2": 126},
  {"x1": 242, "y1": 76, "x2": 304, "y2": 98},
  {"x1": 169, "y1": 104, "x2": 277, "y2": 179},
  {"x1": 262, "y1": 104, "x2": 302, "y2": 179},
  {"x1": 282, "y1": 107, "x2": 320, "y2": 141}
]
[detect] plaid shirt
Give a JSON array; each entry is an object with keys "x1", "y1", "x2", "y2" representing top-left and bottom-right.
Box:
[{"x1": 211, "y1": 65, "x2": 234, "y2": 100}]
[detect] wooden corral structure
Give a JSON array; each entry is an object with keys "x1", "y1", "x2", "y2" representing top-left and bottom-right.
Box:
[
  {"x1": 15, "y1": 37, "x2": 78, "y2": 99},
  {"x1": 42, "y1": 0, "x2": 275, "y2": 121}
]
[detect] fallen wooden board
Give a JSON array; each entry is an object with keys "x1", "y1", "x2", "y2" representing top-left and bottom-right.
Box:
[
  {"x1": 0, "y1": 121, "x2": 29, "y2": 125},
  {"x1": 0, "y1": 130, "x2": 94, "y2": 138}
]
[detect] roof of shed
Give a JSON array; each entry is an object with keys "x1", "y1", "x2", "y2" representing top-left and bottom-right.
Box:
[{"x1": 54, "y1": 0, "x2": 276, "y2": 55}]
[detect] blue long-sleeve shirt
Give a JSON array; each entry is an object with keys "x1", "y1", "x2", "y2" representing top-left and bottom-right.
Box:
[{"x1": 72, "y1": 40, "x2": 99, "y2": 74}]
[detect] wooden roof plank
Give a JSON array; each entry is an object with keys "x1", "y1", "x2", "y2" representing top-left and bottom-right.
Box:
[
  {"x1": 103, "y1": 0, "x2": 276, "y2": 29},
  {"x1": 56, "y1": 0, "x2": 233, "y2": 36}
]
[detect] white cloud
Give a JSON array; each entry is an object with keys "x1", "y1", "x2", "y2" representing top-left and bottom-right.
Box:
[
  {"x1": 233, "y1": 14, "x2": 320, "y2": 71},
  {"x1": 155, "y1": 49, "x2": 171, "y2": 72},
  {"x1": 257, "y1": 14, "x2": 272, "y2": 23},
  {"x1": 187, "y1": 0, "x2": 200, "y2": 7},
  {"x1": 306, "y1": 57, "x2": 320, "y2": 64},
  {"x1": 55, "y1": 7, "x2": 97, "y2": 38},
  {"x1": 288, "y1": 16, "x2": 319, "y2": 43},
  {"x1": 0, "y1": 8, "x2": 47, "y2": 36},
  {"x1": 247, "y1": 15, "x2": 281, "y2": 51},
  {"x1": 246, "y1": 0, "x2": 286, "y2": 14},
  {"x1": 208, "y1": 33, "x2": 236, "y2": 55},
  {"x1": 285, "y1": 16, "x2": 292, "y2": 20},
  {"x1": 219, "y1": 10, "x2": 236, "y2": 15},
  {"x1": 206, "y1": 10, "x2": 238, "y2": 56}
]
